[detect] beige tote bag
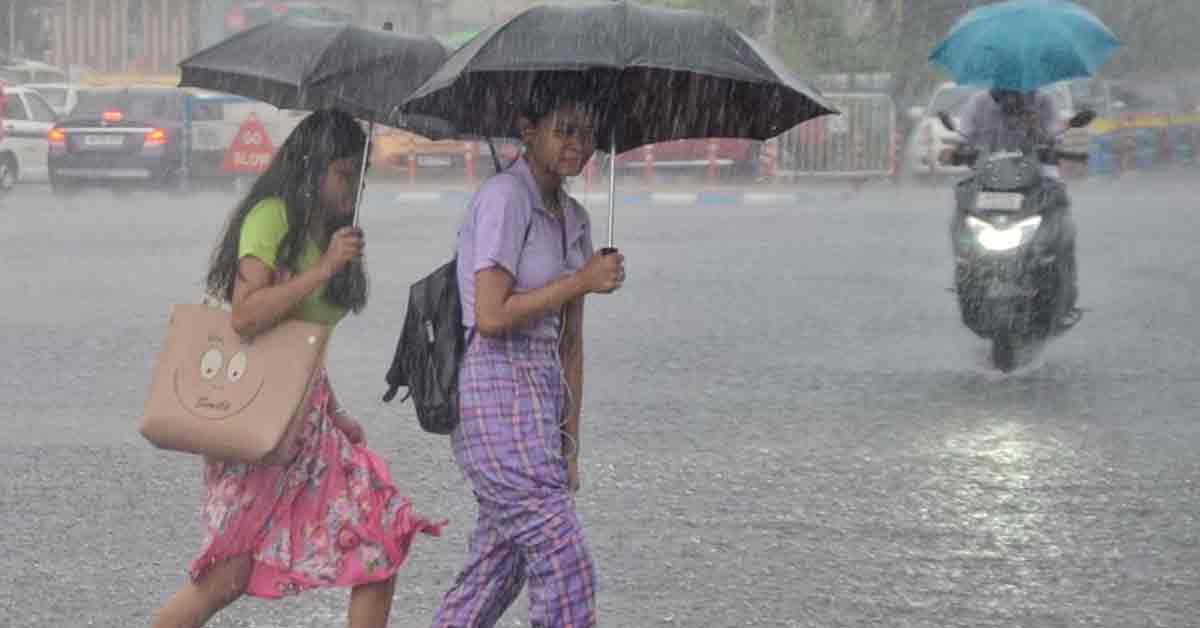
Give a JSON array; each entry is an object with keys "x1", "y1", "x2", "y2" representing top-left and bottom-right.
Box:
[{"x1": 139, "y1": 301, "x2": 330, "y2": 465}]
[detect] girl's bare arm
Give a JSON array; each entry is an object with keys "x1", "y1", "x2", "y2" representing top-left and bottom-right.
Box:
[
  {"x1": 474, "y1": 251, "x2": 622, "y2": 337},
  {"x1": 473, "y1": 269, "x2": 587, "y2": 337},
  {"x1": 230, "y1": 226, "x2": 362, "y2": 337},
  {"x1": 229, "y1": 257, "x2": 331, "y2": 337}
]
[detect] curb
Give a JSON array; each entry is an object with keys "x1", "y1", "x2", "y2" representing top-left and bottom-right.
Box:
[{"x1": 391, "y1": 190, "x2": 819, "y2": 207}]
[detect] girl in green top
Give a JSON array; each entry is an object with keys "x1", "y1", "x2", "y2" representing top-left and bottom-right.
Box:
[{"x1": 152, "y1": 110, "x2": 442, "y2": 628}]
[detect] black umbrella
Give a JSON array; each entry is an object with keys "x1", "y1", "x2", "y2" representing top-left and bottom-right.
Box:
[
  {"x1": 179, "y1": 17, "x2": 452, "y2": 223},
  {"x1": 402, "y1": 1, "x2": 837, "y2": 250}
]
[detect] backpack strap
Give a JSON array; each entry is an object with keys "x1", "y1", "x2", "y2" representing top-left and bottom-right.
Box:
[
  {"x1": 483, "y1": 167, "x2": 536, "y2": 274},
  {"x1": 514, "y1": 214, "x2": 534, "y2": 274}
]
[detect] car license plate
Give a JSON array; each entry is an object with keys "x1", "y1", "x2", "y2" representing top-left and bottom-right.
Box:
[
  {"x1": 54, "y1": 167, "x2": 152, "y2": 179},
  {"x1": 416, "y1": 155, "x2": 452, "y2": 167},
  {"x1": 976, "y1": 192, "x2": 1024, "y2": 211},
  {"x1": 83, "y1": 134, "x2": 126, "y2": 147}
]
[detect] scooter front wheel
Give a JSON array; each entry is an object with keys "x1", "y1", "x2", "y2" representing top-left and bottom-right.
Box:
[{"x1": 992, "y1": 334, "x2": 1018, "y2": 373}]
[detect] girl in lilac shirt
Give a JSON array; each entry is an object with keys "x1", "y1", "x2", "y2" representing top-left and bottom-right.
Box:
[{"x1": 431, "y1": 83, "x2": 625, "y2": 628}]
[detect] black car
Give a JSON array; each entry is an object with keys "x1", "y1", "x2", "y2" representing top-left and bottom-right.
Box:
[{"x1": 48, "y1": 87, "x2": 188, "y2": 194}]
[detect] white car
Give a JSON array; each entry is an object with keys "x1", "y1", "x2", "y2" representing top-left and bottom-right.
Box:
[
  {"x1": 0, "y1": 58, "x2": 68, "y2": 85},
  {"x1": 906, "y1": 83, "x2": 985, "y2": 180},
  {"x1": 24, "y1": 83, "x2": 83, "y2": 119},
  {"x1": 0, "y1": 86, "x2": 59, "y2": 188},
  {"x1": 906, "y1": 82, "x2": 1077, "y2": 181}
]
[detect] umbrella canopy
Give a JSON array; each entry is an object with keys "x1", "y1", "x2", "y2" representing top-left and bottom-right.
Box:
[
  {"x1": 401, "y1": 0, "x2": 835, "y2": 154},
  {"x1": 179, "y1": 17, "x2": 452, "y2": 136},
  {"x1": 180, "y1": 17, "x2": 456, "y2": 226},
  {"x1": 930, "y1": 0, "x2": 1119, "y2": 91}
]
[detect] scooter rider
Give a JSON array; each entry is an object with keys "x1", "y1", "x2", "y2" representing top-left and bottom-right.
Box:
[
  {"x1": 942, "y1": 87, "x2": 1081, "y2": 329},
  {"x1": 956, "y1": 88, "x2": 1058, "y2": 154}
]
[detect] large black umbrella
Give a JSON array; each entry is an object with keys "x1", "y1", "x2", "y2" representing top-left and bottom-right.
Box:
[
  {"x1": 179, "y1": 17, "x2": 452, "y2": 222},
  {"x1": 402, "y1": 1, "x2": 836, "y2": 249},
  {"x1": 180, "y1": 17, "x2": 449, "y2": 131}
]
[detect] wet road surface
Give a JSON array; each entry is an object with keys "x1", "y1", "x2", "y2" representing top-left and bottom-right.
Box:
[{"x1": 2, "y1": 174, "x2": 1198, "y2": 627}]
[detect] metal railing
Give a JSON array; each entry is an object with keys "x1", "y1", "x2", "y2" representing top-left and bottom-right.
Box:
[{"x1": 774, "y1": 91, "x2": 897, "y2": 179}]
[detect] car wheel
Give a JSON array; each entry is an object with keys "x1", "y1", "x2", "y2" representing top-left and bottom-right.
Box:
[{"x1": 0, "y1": 156, "x2": 18, "y2": 194}]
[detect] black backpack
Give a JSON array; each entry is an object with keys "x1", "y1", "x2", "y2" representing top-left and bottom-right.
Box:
[
  {"x1": 383, "y1": 258, "x2": 467, "y2": 434},
  {"x1": 384, "y1": 217, "x2": 531, "y2": 434}
]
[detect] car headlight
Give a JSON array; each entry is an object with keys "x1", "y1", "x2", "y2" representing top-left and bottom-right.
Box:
[{"x1": 965, "y1": 215, "x2": 1043, "y2": 252}]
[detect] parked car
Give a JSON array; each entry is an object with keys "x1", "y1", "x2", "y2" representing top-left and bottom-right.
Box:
[
  {"x1": 48, "y1": 86, "x2": 188, "y2": 195},
  {"x1": 906, "y1": 83, "x2": 983, "y2": 180},
  {"x1": 0, "y1": 57, "x2": 68, "y2": 85},
  {"x1": 374, "y1": 128, "x2": 482, "y2": 176},
  {"x1": 24, "y1": 83, "x2": 84, "y2": 118},
  {"x1": 613, "y1": 138, "x2": 759, "y2": 178},
  {"x1": 185, "y1": 91, "x2": 303, "y2": 189},
  {"x1": 0, "y1": 86, "x2": 59, "y2": 186}
]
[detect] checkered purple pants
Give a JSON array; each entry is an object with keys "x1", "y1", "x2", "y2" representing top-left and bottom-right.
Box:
[{"x1": 432, "y1": 333, "x2": 597, "y2": 628}]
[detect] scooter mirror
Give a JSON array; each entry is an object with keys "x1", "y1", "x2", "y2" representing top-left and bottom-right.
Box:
[
  {"x1": 1068, "y1": 110, "x2": 1097, "y2": 128},
  {"x1": 937, "y1": 111, "x2": 957, "y2": 132}
]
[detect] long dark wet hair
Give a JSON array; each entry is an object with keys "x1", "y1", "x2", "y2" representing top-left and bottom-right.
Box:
[{"x1": 205, "y1": 109, "x2": 368, "y2": 313}]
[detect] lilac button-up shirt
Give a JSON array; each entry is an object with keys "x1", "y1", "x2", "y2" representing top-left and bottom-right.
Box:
[{"x1": 457, "y1": 157, "x2": 594, "y2": 339}]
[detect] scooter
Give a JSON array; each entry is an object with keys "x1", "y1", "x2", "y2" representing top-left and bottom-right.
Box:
[{"x1": 938, "y1": 109, "x2": 1095, "y2": 371}]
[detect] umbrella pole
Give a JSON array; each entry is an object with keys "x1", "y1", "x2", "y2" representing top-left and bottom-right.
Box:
[
  {"x1": 603, "y1": 128, "x2": 617, "y2": 254},
  {"x1": 353, "y1": 121, "x2": 374, "y2": 228},
  {"x1": 486, "y1": 138, "x2": 503, "y2": 173}
]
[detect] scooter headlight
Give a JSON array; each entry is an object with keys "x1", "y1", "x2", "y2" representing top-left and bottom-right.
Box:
[{"x1": 965, "y1": 215, "x2": 1043, "y2": 252}]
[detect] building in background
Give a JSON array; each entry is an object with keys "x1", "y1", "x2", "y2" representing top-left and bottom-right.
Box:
[
  {"x1": 35, "y1": 0, "x2": 423, "y2": 79},
  {"x1": 1, "y1": 1, "x2": 52, "y2": 60},
  {"x1": 9, "y1": 0, "x2": 699, "y2": 81},
  {"x1": 38, "y1": 0, "x2": 199, "y2": 78}
]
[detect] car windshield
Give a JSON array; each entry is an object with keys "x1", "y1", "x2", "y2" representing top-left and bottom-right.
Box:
[
  {"x1": 72, "y1": 90, "x2": 180, "y2": 121},
  {"x1": 32, "y1": 87, "x2": 67, "y2": 107},
  {"x1": 929, "y1": 87, "x2": 981, "y2": 115}
]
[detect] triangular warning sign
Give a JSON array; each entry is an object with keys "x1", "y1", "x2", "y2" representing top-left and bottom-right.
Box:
[{"x1": 222, "y1": 114, "x2": 276, "y2": 173}]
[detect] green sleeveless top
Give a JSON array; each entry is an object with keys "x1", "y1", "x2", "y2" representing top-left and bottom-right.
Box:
[{"x1": 237, "y1": 198, "x2": 346, "y2": 325}]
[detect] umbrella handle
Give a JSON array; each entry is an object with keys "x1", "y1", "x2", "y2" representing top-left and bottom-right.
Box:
[{"x1": 603, "y1": 127, "x2": 617, "y2": 254}]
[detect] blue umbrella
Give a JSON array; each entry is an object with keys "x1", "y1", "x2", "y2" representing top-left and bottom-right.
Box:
[{"x1": 929, "y1": 0, "x2": 1119, "y2": 91}]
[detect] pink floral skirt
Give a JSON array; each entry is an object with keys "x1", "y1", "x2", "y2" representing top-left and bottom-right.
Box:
[{"x1": 188, "y1": 369, "x2": 443, "y2": 598}]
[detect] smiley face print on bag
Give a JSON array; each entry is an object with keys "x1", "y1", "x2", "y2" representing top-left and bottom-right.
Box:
[{"x1": 174, "y1": 331, "x2": 267, "y2": 420}]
